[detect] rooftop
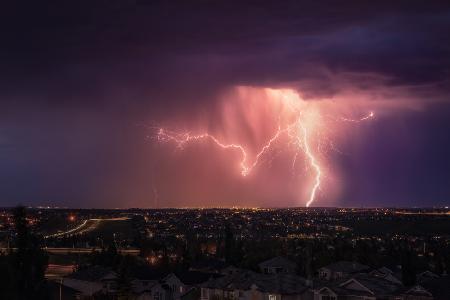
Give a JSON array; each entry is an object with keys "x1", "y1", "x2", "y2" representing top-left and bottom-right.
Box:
[{"x1": 320, "y1": 261, "x2": 370, "y2": 274}]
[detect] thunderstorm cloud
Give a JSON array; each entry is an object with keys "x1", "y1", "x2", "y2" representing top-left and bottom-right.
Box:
[{"x1": 0, "y1": 1, "x2": 450, "y2": 207}]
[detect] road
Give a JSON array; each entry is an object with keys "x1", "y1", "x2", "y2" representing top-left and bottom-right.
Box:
[
  {"x1": 44, "y1": 217, "x2": 130, "y2": 239},
  {"x1": 0, "y1": 247, "x2": 140, "y2": 255}
]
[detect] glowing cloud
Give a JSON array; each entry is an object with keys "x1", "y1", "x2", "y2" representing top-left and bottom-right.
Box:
[{"x1": 156, "y1": 86, "x2": 374, "y2": 206}]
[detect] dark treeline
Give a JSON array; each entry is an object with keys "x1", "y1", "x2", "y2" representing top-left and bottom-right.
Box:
[
  {"x1": 134, "y1": 222, "x2": 450, "y2": 286},
  {"x1": 0, "y1": 206, "x2": 49, "y2": 300}
]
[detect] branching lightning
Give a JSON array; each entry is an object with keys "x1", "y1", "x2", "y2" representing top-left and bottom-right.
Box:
[
  {"x1": 340, "y1": 111, "x2": 374, "y2": 122},
  {"x1": 155, "y1": 89, "x2": 374, "y2": 207},
  {"x1": 157, "y1": 125, "x2": 289, "y2": 177}
]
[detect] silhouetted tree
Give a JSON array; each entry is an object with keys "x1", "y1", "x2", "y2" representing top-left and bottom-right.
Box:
[
  {"x1": 90, "y1": 243, "x2": 121, "y2": 268},
  {"x1": 11, "y1": 206, "x2": 49, "y2": 300},
  {"x1": 224, "y1": 224, "x2": 234, "y2": 263},
  {"x1": 304, "y1": 242, "x2": 313, "y2": 279},
  {"x1": 181, "y1": 243, "x2": 192, "y2": 270},
  {"x1": 401, "y1": 246, "x2": 416, "y2": 286},
  {"x1": 117, "y1": 256, "x2": 133, "y2": 300},
  {"x1": 231, "y1": 239, "x2": 244, "y2": 265},
  {"x1": 0, "y1": 254, "x2": 17, "y2": 299}
]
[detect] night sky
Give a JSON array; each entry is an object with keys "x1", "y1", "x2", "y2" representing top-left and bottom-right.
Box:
[{"x1": 1, "y1": 1, "x2": 450, "y2": 208}]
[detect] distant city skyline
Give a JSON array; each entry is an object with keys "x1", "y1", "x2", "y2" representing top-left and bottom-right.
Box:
[{"x1": 1, "y1": 2, "x2": 450, "y2": 208}]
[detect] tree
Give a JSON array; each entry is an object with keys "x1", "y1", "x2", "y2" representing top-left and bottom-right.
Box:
[
  {"x1": 231, "y1": 239, "x2": 244, "y2": 266},
  {"x1": 304, "y1": 242, "x2": 313, "y2": 279},
  {"x1": 11, "y1": 206, "x2": 49, "y2": 300},
  {"x1": 181, "y1": 243, "x2": 192, "y2": 270},
  {"x1": 224, "y1": 224, "x2": 234, "y2": 263},
  {"x1": 0, "y1": 254, "x2": 18, "y2": 300},
  {"x1": 401, "y1": 246, "x2": 416, "y2": 286},
  {"x1": 90, "y1": 243, "x2": 121, "y2": 268},
  {"x1": 116, "y1": 256, "x2": 133, "y2": 300}
]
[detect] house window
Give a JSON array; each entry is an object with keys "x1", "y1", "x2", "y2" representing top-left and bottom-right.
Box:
[
  {"x1": 321, "y1": 296, "x2": 336, "y2": 300},
  {"x1": 269, "y1": 294, "x2": 276, "y2": 300}
]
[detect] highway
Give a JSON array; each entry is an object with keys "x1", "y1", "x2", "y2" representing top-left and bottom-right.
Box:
[
  {"x1": 0, "y1": 247, "x2": 140, "y2": 255},
  {"x1": 44, "y1": 217, "x2": 131, "y2": 239},
  {"x1": 0, "y1": 217, "x2": 139, "y2": 256}
]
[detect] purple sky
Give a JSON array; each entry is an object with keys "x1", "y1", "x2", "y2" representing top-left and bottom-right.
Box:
[{"x1": 0, "y1": 1, "x2": 450, "y2": 208}]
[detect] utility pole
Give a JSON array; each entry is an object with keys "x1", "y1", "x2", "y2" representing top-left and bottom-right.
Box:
[{"x1": 59, "y1": 278, "x2": 62, "y2": 300}]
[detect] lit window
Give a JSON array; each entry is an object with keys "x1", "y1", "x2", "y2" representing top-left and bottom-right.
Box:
[{"x1": 269, "y1": 295, "x2": 276, "y2": 300}]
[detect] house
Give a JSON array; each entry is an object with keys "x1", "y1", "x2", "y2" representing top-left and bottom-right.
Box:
[
  {"x1": 221, "y1": 265, "x2": 245, "y2": 275},
  {"x1": 318, "y1": 261, "x2": 370, "y2": 281},
  {"x1": 314, "y1": 273, "x2": 432, "y2": 300},
  {"x1": 200, "y1": 270, "x2": 312, "y2": 300},
  {"x1": 419, "y1": 276, "x2": 450, "y2": 300},
  {"x1": 396, "y1": 285, "x2": 433, "y2": 300},
  {"x1": 163, "y1": 273, "x2": 186, "y2": 298},
  {"x1": 369, "y1": 267, "x2": 402, "y2": 284},
  {"x1": 130, "y1": 266, "x2": 171, "y2": 300},
  {"x1": 180, "y1": 287, "x2": 200, "y2": 300},
  {"x1": 133, "y1": 280, "x2": 168, "y2": 300},
  {"x1": 164, "y1": 271, "x2": 221, "y2": 300},
  {"x1": 63, "y1": 265, "x2": 176, "y2": 300},
  {"x1": 47, "y1": 280, "x2": 80, "y2": 300},
  {"x1": 416, "y1": 271, "x2": 439, "y2": 283},
  {"x1": 370, "y1": 267, "x2": 394, "y2": 277},
  {"x1": 62, "y1": 266, "x2": 117, "y2": 297},
  {"x1": 258, "y1": 256, "x2": 297, "y2": 274}
]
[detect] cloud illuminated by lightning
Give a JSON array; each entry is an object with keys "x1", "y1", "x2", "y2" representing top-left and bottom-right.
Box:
[{"x1": 155, "y1": 87, "x2": 374, "y2": 207}]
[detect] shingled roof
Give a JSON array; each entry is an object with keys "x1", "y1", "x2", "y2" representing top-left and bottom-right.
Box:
[
  {"x1": 202, "y1": 270, "x2": 308, "y2": 295},
  {"x1": 174, "y1": 270, "x2": 222, "y2": 285},
  {"x1": 420, "y1": 276, "x2": 450, "y2": 300},
  {"x1": 66, "y1": 266, "x2": 115, "y2": 281},
  {"x1": 258, "y1": 256, "x2": 296, "y2": 269},
  {"x1": 320, "y1": 261, "x2": 370, "y2": 274},
  {"x1": 318, "y1": 273, "x2": 404, "y2": 297},
  {"x1": 347, "y1": 274, "x2": 402, "y2": 296}
]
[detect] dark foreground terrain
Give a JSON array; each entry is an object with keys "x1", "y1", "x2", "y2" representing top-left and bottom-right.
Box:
[{"x1": 0, "y1": 207, "x2": 449, "y2": 299}]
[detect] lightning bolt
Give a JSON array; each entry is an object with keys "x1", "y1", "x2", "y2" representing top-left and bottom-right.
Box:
[
  {"x1": 299, "y1": 124, "x2": 321, "y2": 207},
  {"x1": 155, "y1": 99, "x2": 374, "y2": 207},
  {"x1": 340, "y1": 111, "x2": 374, "y2": 122},
  {"x1": 157, "y1": 126, "x2": 287, "y2": 177}
]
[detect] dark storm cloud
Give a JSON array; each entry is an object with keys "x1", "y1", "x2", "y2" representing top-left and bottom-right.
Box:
[
  {"x1": 0, "y1": 1, "x2": 450, "y2": 207},
  {"x1": 338, "y1": 101, "x2": 450, "y2": 207},
  {"x1": 1, "y1": 1, "x2": 449, "y2": 107}
]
